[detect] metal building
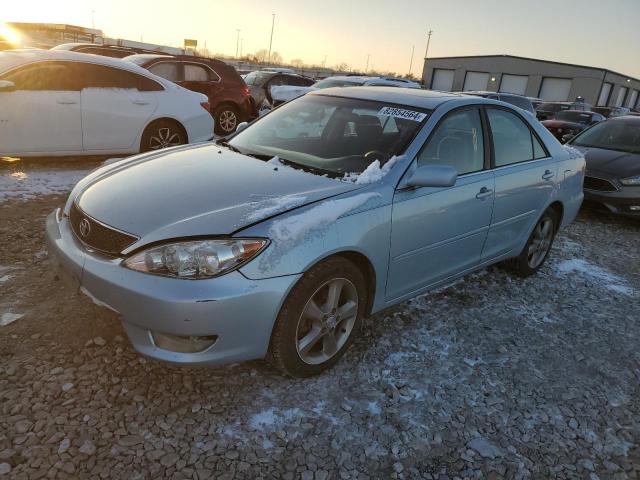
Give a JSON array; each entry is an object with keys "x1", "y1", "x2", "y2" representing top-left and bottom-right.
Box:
[{"x1": 422, "y1": 54, "x2": 640, "y2": 109}]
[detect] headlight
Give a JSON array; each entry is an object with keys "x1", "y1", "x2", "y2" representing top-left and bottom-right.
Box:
[
  {"x1": 620, "y1": 175, "x2": 640, "y2": 186},
  {"x1": 123, "y1": 238, "x2": 268, "y2": 279}
]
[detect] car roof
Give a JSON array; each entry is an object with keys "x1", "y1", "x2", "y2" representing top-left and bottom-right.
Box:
[
  {"x1": 0, "y1": 49, "x2": 164, "y2": 78},
  {"x1": 609, "y1": 115, "x2": 640, "y2": 123},
  {"x1": 309, "y1": 86, "x2": 462, "y2": 109}
]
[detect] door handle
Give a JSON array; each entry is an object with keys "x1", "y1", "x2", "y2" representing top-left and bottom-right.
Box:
[
  {"x1": 475, "y1": 187, "x2": 493, "y2": 199},
  {"x1": 57, "y1": 99, "x2": 77, "y2": 105},
  {"x1": 131, "y1": 99, "x2": 149, "y2": 105},
  {"x1": 542, "y1": 170, "x2": 555, "y2": 180}
]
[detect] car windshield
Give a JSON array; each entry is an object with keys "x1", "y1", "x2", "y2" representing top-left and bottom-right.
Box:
[
  {"x1": 228, "y1": 95, "x2": 429, "y2": 176},
  {"x1": 243, "y1": 71, "x2": 271, "y2": 85},
  {"x1": 313, "y1": 78, "x2": 363, "y2": 89},
  {"x1": 571, "y1": 120, "x2": 640, "y2": 153},
  {"x1": 538, "y1": 103, "x2": 566, "y2": 112},
  {"x1": 555, "y1": 111, "x2": 592, "y2": 123}
]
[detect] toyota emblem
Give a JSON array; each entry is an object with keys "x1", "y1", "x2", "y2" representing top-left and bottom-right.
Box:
[{"x1": 79, "y1": 218, "x2": 91, "y2": 238}]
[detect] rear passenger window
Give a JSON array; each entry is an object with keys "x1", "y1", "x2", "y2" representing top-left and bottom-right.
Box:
[
  {"x1": 77, "y1": 64, "x2": 163, "y2": 91},
  {"x1": 418, "y1": 109, "x2": 484, "y2": 175},
  {"x1": 148, "y1": 62, "x2": 180, "y2": 82},
  {"x1": 487, "y1": 109, "x2": 538, "y2": 166},
  {"x1": 184, "y1": 64, "x2": 209, "y2": 82}
]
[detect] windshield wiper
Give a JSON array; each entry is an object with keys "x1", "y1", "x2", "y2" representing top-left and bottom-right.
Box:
[
  {"x1": 277, "y1": 157, "x2": 337, "y2": 177},
  {"x1": 215, "y1": 137, "x2": 242, "y2": 154}
]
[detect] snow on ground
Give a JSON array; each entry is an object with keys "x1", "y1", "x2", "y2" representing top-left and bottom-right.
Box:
[
  {"x1": 0, "y1": 169, "x2": 91, "y2": 202},
  {"x1": 554, "y1": 258, "x2": 635, "y2": 296},
  {"x1": 1, "y1": 312, "x2": 24, "y2": 326}
]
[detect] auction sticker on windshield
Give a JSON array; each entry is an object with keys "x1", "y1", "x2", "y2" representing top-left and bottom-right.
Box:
[{"x1": 378, "y1": 106, "x2": 427, "y2": 122}]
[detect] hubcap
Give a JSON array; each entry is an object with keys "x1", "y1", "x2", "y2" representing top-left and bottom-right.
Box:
[
  {"x1": 527, "y1": 217, "x2": 553, "y2": 268},
  {"x1": 295, "y1": 278, "x2": 359, "y2": 365},
  {"x1": 219, "y1": 110, "x2": 237, "y2": 132},
  {"x1": 149, "y1": 127, "x2": 182, "y2": 150}
]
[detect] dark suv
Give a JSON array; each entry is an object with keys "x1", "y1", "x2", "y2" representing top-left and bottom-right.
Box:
[
  {"x1": 535, "y1": 101, "x2": 592, "y2": 121},
  {"x1": 126, "y1": 54, "x2": 254, "y2": 134}
]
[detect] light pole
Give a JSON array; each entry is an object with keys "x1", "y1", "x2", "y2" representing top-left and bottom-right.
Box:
[
  {"x1": 322, "y1": 55, "x2": 327, "y2": 68},
  {"x1": 365, "y1": 53, "x2": 370, "y2": 73},
  {"x1": 268, "y1": 13, "x2": 276, "y2": 64},
  {"x1": 240, "y1": 38, "x2": 244, "y2": 57},
  {"x1": 424, "y1": 30, "x2": 433, "y2": 60},
  {"x1": 235, "y1": 29, "x2": 241, "y2": 58},
  {"x1": 409, "y1": 45, "x2": 415, "y2": 77}
]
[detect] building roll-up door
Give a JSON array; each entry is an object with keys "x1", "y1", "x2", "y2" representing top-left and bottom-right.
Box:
[
  {"x1": 626, "y1": 89, "x2": 637, "y2": 108},
  {"x1": 499, "y1": 74, "x2": 528, "y2": 95},
  {"x1": 614, "y1": 87, "x2": 628, "y2": 107},
  {"x1": 539, "y1": 78, "x2": 572, "y2": 101},
  {"x1": 597, "y1": 83, "x2": 612, "y2": 106},
  {"x1": 431, "y1": 69, "x2": 455, "y2": 91},
  {"x1": 463, "y1": 71, "x2": 489, "y2": 91}
]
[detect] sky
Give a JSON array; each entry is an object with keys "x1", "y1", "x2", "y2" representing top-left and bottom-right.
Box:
[{"x1": 2, "y1": 0, "x2": 639, "y2": 78}]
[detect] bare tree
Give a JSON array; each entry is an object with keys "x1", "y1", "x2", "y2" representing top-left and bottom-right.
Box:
[{"x1": 290, "y1": 58, "x2": 304, "y2": 68}]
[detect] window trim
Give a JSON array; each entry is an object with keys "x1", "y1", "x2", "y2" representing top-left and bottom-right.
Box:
[
  {"x1": 413, "y1": 104, "x2": 491, "y2": 178},
  {"x1": 482, "y1": 105, "x2": 551, "y2": 170}
]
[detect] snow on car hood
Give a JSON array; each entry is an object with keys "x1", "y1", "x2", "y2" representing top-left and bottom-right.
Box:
[{"x1": 74, "y1": 144, "x2": 359, "y2": 247}]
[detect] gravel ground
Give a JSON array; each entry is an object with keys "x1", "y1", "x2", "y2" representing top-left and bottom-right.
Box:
[{"x1": 1, "y1": 159, "x2": 640, "y2": 479}]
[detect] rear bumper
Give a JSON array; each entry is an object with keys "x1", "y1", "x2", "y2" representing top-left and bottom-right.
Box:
[
  {"x1": 583, "y1": 187, "x2": 640, "y2": 217},
  {"x1": 46, "y1": 210, "x2": 301, "y2": 365}
]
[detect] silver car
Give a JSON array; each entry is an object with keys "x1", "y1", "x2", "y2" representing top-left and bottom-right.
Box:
[{"x1": 46, "y1": 87, "x2": 585, "y2": 377}]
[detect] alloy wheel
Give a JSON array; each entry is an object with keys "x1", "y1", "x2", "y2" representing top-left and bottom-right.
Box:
[
  {"x1": 527, "y1": 217, "x2": 554, "y2": 269},
  {"x1": 218, "y1": 110, "x2": 237, "y2": 133},
  {"x1": 295, "y1": 278, "x2": 359, "y2": 365},
  {"x1": 149, "y1": 127, "x2": 182, "y2": 150}
]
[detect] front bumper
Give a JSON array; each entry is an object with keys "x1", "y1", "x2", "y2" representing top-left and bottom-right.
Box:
[
  {"x1": 46, "y1": 209, "x2": 301, "y2": 365},
  {"x1": 583, "y1": 187, "x2": 640, "y2": 217}
]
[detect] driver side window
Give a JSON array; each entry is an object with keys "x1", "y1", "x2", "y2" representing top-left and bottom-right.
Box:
[{"x1": 417, "y1": 109, "x2": 485, "y2": 175}]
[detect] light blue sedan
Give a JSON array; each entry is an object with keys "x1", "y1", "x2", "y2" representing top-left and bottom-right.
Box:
[{"x1": 46, "y1": 87, "x2": 585, "y2": 377}]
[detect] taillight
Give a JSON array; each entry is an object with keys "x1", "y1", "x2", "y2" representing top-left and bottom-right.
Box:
[
  {"x1": 200, "y1": 102, "x2": 211, "y2": 113},
  {"x1": 242, "y1": 86, "x2": 250, "y2": 97}
]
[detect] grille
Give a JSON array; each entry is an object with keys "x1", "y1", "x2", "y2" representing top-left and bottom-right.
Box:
[
  {"x1": 69, "y1": 202, "x2": 138, "y2": 255},
  {"x1": 583, "y1": 176, "x2": 617, "y2": 192}
]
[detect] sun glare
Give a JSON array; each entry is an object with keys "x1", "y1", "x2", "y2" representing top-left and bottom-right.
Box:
[{"x1": 0, "y1": 22, "x2": 22, "y2": 45}]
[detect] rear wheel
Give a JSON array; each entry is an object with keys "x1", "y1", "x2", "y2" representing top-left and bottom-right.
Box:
[
  {"x1": 140, "y1": 120, "x2": 186, "y2": 152},
  {"x1": 214, "y1": 104, "x2": 240, "y2": 135},
  {"x1": 268, "y1": 257, "x2": 367, "y2": 377},
  {"x1": 511, "y1": 208, "x2": 557, "y2": 277}
]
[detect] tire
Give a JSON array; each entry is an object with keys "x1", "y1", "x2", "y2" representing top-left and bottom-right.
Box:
[
  {"x1": 267, "y1": 257, "x2": 367, "y2": 378},
  {"x1": 214, "y1": 104, "x2": 240, "y2": 135},
  {"x1": 140, "y1": 120, "x2": 186, "y2": 152},
  {"x1": 511, "y1": 208, "x2": 558, "y2": 277}
]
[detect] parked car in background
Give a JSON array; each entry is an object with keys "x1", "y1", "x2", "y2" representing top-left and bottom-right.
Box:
[
  {"x1": 46, "y1": 87, "x2": 584, "y2": 376},
  {"x1": 243, "y1": 70, "x2": 315, "y2": 114},
  {"x1": 0, "y1": 50, "x2": 213, "y2": 157},
  {"x1": 462, "y1": 91, "x2": 536, "y2": 115},
  {"x1": 541, "y1": 110, "x2": 606, "y2": 141},
  {"x1": 592, "y1": 106, "x2": 631, "y2": 118},
  {"x1": 270, "y1": 75, "x2": 421, "y2": 107},
  {"x1": 52, "y1": 43, "x2": 163, "y2": 58},
  {"x1": 568, "y1": 116, "x2": 640, "y2": 217},
  {"x1": 126, "y1": 54, "x2": 253, "y2": 134},
  {"x1": 536, "y1": 101, "x2": 592, "y2": 121}
]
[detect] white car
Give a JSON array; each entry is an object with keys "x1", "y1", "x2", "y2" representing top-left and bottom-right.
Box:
[
  {"x1": 0, "y1": 50, "x2": 214, "y2": 157},
  {"x1": 271, "y1": 75, "x2": 422, "y2": 106}
]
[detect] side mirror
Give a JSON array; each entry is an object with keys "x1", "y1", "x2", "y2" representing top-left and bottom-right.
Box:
[
  {"x1": 0, "y1": 80, "x2": 15, "y2": 92},
  {"x1": 561, "y1": 133, "x2": 574, "y2": 144},
  {"x1": 405, "y1": 164, "x2": 458, "y2": 189},
  {"x1": 236, "y1": 121, "x2": 249, "y2": 133}
]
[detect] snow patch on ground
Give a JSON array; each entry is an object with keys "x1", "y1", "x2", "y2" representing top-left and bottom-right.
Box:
[
  {"x1": 0, "y1": 170, "x2": 90, "y2": 201},
  {"x1": 555, "y1": 259, "x2": 634, "y2": 296},
  {"x1": 1, "y1": 312, "x2": 24, "y2": 326},
  {"x1": 343, "y1": 156, "x2": 400, "y2": 185},
  {"x1": 248, "y1": 407, "x2": 304, "y2": 431},
  {"x1": 0, "y1": 275, "x2": 12, "y2": 284}
]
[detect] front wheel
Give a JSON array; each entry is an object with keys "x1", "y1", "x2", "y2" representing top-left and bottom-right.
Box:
[
  {"x1": 140, "y1": 120, "x2": 186, "y2": 152},
  {"x1": 267, "y1": 257, "x2": 367, "y2": 377},
  {"x1": 511, "y1": 208, "x2": 558, "y2": 277}
]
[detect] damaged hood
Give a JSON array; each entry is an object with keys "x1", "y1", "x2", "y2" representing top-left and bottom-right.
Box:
[{"x1": 75, "y1": 144, "x2": 358, "y2": 247}]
